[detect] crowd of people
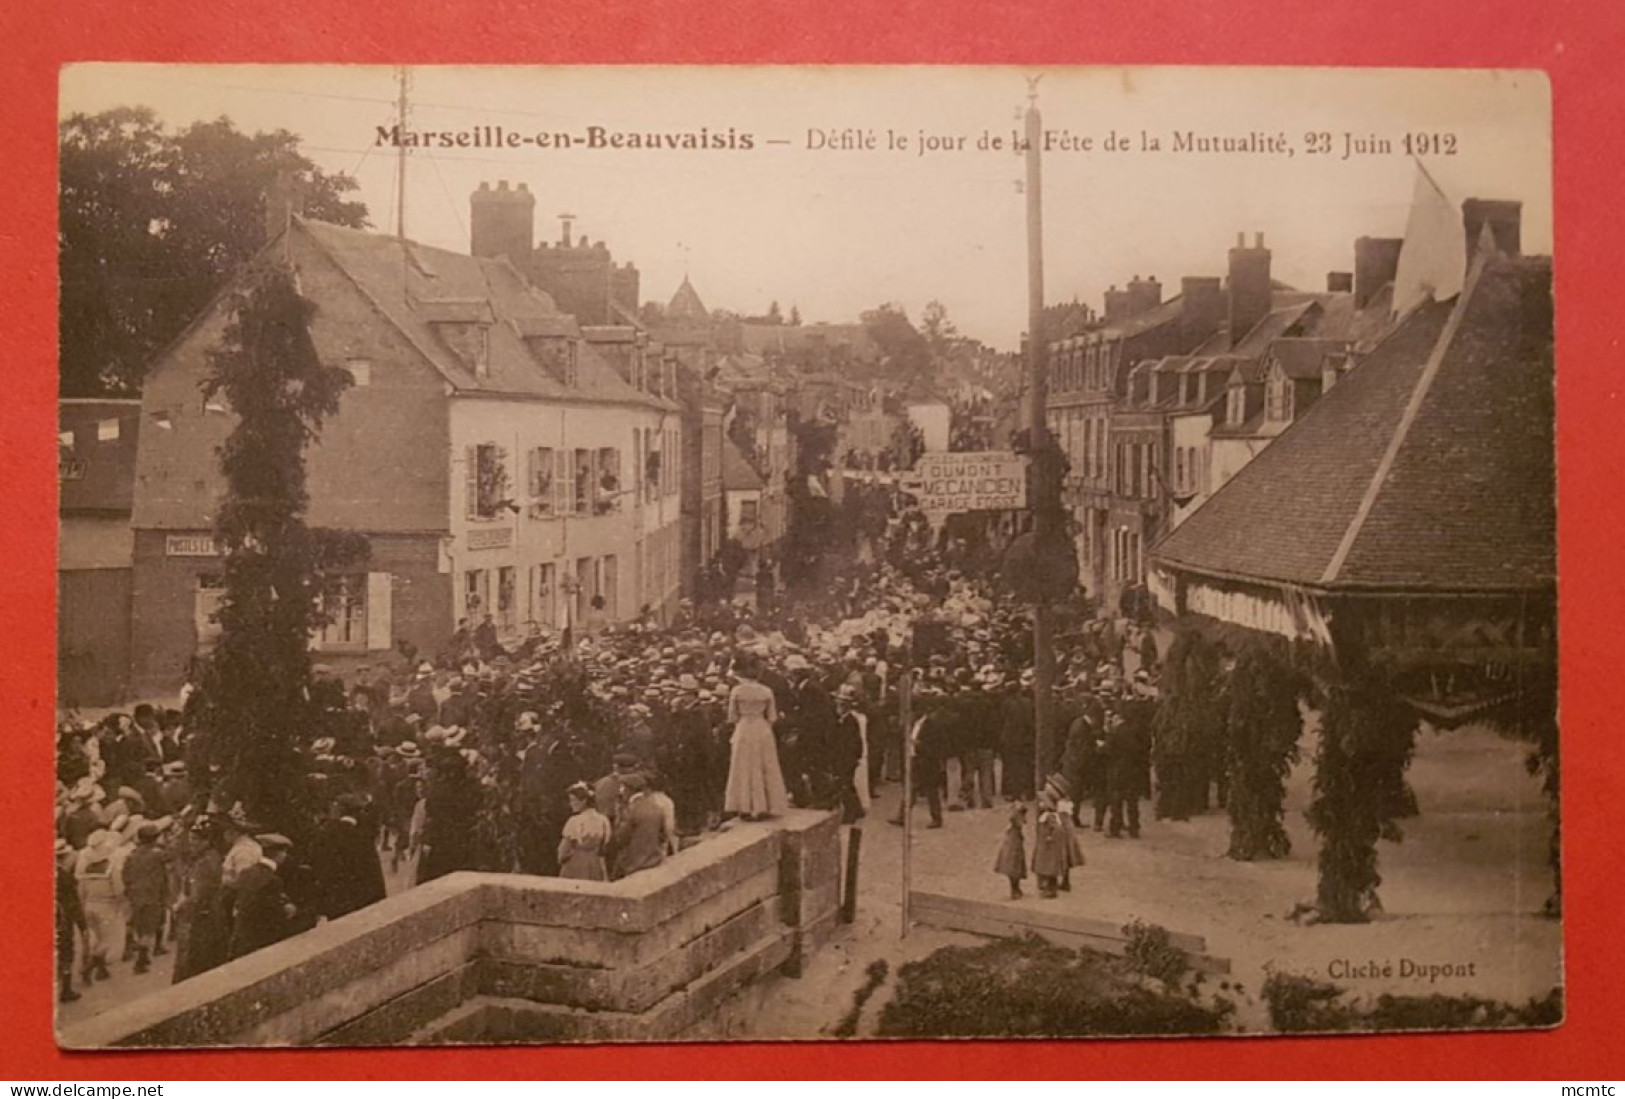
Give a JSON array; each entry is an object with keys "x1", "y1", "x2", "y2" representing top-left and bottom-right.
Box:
[{"x1": 54, "y1": 511, "x2": 1175, "y2": 1009}]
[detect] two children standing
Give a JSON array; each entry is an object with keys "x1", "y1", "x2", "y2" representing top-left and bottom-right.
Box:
[{"x1": 995, "y1": 773, "x2": 1086, "y2": 900}]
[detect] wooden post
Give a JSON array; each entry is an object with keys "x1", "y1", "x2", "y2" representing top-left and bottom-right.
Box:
[
  {"x1": 841, "y1": 825, "x2": 863, "y2": 924},
  {"x1": 1024, "y1": 80, "x2": 1055, "y2": 850},
  {"x1": 899, "y1": 669, "x2": 914, "y2": 938}
]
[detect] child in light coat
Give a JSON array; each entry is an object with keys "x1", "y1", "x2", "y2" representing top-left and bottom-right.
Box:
[{"x1": 993, "y1": 801, "x2": 1028, "y2": 899}]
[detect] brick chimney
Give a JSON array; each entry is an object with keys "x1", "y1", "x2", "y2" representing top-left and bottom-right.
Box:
[
  {"x1": 1327, "y1": 271, "x2": 1354, "y2": 293},
  {"x1": 1462, "y1": 198, "x2": 1522, "y2": 259},
  {"x1": 1127, "y1": 275, "x2": 1162, "y2": 316},
  {"x1": 470, "y1": 180, "x2": 536, "y2": 261},
  {"x1": 1227, "y1": 231, "x2": 1272, "y2": 348},
  {"x1": 1354, "y1": 236, "x2": 1404, "y2": 309},
  {"x1": 263, "y1": 169, "x2": 306, "y2": 244},
  {"x1": 1179, "y1": 276, "x2": 1224, "y2": 351},
  {"x1": 1103, "y1": 284, "x2": 1132, "y2": 325}
]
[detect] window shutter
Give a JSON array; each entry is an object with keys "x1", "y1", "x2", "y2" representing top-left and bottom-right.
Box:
[
  {"x1": 366, "y1": 572, "x2": 392, "y2": 651},
  {"x1": 497, "y1": 446, "x2": 510, "y2": 504},
  {"x1": 553, "y1": 449, "x2": 567, "y2": 515},
  {"x1": 528, "y1": 447, "x2": 539, "y2": 498},
  {"x1": 465, "y1": 446, "x2": 478, "y2": 519}
]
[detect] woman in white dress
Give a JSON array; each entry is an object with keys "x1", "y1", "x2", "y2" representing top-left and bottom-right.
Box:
[
  {"x1": 557, "y1": 782, "x2": 612, "y2": 881},
  {"x1": 723, "y1": 653, "x2": 791, "y2": 821}
]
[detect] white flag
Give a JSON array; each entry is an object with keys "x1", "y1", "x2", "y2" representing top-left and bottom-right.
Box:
[{"x1": 1392, "y1": 161, "x2": 1467, "y2": 317}]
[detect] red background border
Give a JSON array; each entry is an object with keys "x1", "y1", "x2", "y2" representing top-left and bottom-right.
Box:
[{"x1": 4, "y1": 0, "x2": 1623, "y2": 1080}]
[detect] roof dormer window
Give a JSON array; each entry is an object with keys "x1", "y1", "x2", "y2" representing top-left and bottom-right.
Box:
[{"x1": 419, "y1": 298, "x2": 495, "y2": 378}]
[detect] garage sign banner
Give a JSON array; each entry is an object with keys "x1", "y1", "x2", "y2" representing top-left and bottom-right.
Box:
[{"x1": 910, "y1": 451, "x2": 1027, "y2": 513}]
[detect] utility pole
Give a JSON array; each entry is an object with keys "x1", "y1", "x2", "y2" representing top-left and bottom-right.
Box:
[
  {"x1": 1025, "y1": 77, "x2": 1058, "y2": 802},
  {"x1": 898, "y1": 668, "x2": 913, "y2": 938},
  {"x1": 394, "y1": 66, "x2": 411, "y2": 242},
  {"x1": 395, "y1": 66, "x2": 412, "y2": 302}
]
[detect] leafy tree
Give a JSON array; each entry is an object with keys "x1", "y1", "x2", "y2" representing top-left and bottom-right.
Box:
[
  {"x1": 920, "y1": 299, "x2": 957, "y2": 354},
  {"x1": 860, "y1": 303, "x2": 931, "y2": 388},
  {"x1": 766, "y1": 300, "x2": 784, "y2": 325},
  {"x1": 59, "y1": 107, "x2": 368, "y2": 395},
  {"x1": 788, "y1": 304, "x2": 802, "y2": 326},
  {"x1": 182, "y1": 264, "x2": 368, "y2": 831}
]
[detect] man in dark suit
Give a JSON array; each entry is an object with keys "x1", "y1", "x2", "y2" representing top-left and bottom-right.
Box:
[
  {"x1": 830, "y1": 684, "x2": 867, "y2": 823},
  {"x1": 783, "y1": 654, "x2": 837, "y2": 807},
  {"x1": 310, "y1": 794, "x2": 387, "y2": 921},
  {"x1": 230, "y1": 834, "x2": 299, "y2": 959},
  {"x1": 610, "y1": 773, "x2": 667, "y2": 880},
  {"x1": 516, "y1": 716, "x2": 579, "y2": 876},
  {"x1": 998, "y1": 673, "x2": 1037, "y2": 802},
  {"x1": 887, "y1": 687, "x2": 951, "y2": 828},
  {"x1": 130, "y1": 704, "x2": 168, "y2": 769},
  {"x1": 1105, "y1": 694, "x2": 1153, "y2": 839}
]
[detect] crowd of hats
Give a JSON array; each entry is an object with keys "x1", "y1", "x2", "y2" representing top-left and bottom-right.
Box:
[{"x1": 56, "y1": 541, "x2": 1149, "y2": 877}]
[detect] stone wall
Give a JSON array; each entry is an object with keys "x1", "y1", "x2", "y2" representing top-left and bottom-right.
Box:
[{"x1": 58, "y1": 811, "x2": 840, "y2": 1048}]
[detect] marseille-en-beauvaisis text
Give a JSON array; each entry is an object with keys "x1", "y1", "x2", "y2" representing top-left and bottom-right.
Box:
[{"x1": 376, "y1": 125, "x2": 755, "y2": 151}]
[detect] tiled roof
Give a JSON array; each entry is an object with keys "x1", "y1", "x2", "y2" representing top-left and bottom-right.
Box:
[
  {"x1": 1154, "y1": 254, "x2": 1552, "y2": 592},
  {"x1": 300, "y1": 219, "x2": 669, "y2": 409}
]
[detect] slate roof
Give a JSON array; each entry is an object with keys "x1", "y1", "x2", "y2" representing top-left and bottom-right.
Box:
[
  {"x1": 1103, "y1": 296, "x2": 1185, "y2": 340},
  {"x1": 300, "y1": 219, "x2": 669, "y2": 409},
  {"x1": 714, "y1": 353, "x2": 773, "y2": 388},
  {"x1": 1154, "y1": 254, "x2": 1553, "y2": 592},
  {"x1": 1230, "y1": 301, "x2": 1319, "y2": 357},
  {"x1": 59, "y1": 400, "x2": 141, "y2": 513},
  {"x1": 666, "y1": 276, "x2": 710, "y2": 323},
  {"x1": 1210, "y1": 409, "x2": 1267, "y2": 439},
  {"x1": 1268, "y1": 338, "x2": 1347, "y2": 380},
  {"x1": 722, "y1": 438, "x2": 764, "y2": 491}
]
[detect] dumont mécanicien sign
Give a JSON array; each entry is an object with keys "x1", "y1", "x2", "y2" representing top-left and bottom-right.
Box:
[{"x1": 912, "y1": 451, "x2": 1028, "y2": 513}]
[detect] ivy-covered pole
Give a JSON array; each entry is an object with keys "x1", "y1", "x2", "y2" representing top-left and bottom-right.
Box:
[
  {"x1": 1150, "y1": 627, "x2": 1226, "y2": 821},
  {"x1": 185, "y1": 263, "x2": 367, "y2": 832},
  {"x1": 1306, "y1": 673, "x2": 1418, "y2": 922},
  {"x1": 1508, "y1": 668, "x2": 1560, "y2": 917},
  {"x1": 1222, "y1": 640, "x2": 1303, "y2": 860}
]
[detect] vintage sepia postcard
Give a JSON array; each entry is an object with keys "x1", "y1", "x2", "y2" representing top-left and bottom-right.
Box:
[{"x1": 52, "y1": 64, "x2": 1556, "y2": 1048}]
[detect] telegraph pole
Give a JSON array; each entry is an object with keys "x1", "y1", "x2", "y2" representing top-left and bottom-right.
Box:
[
  {"x1": 394, "y1": 66, "x2": 411, "y2": 242},
  {"x1": 1025, "y1": 78, "x2": 1058, "y2": 800}
]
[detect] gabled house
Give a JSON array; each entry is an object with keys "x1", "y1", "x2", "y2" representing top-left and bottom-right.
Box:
[
  {"x1": 1152, "y1": 243, "x2": 1553, "y2": 721},
  {"x1": 59, "y1": 399, "x2": 142, "y2": 706},
  {"x1": 129, "y1": 212, "x2": 681, "y2": 694}
]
